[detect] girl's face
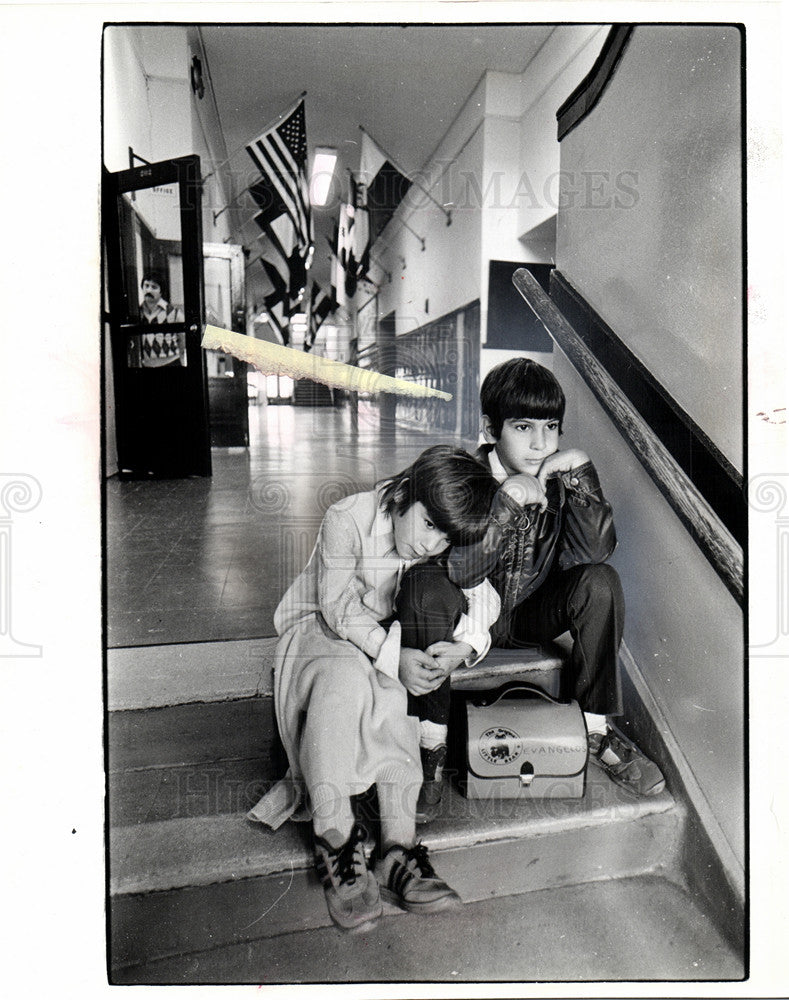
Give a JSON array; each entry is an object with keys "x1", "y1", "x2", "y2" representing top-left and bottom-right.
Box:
[{"x1": 392, "y1": 501, "x2": 450, "y2": 561}]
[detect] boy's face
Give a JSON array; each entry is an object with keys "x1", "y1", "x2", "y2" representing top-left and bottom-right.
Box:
[
  {"x1": 392, "y1": 500, "x2": 450, "y2": 561},
  {"x1": 483, "y1": 415, "x2": 560, "y2": 477}
]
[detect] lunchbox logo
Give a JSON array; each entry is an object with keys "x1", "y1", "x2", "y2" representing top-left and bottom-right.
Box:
[{"x1": 478, "y1": 726, "x2": 523, "y2": 765}]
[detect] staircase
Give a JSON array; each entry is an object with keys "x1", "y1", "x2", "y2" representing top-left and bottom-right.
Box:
[
  {"x1": 293, "y1": 378, "x2": 335, "y2": 407},
  {"x1": 107, "y1": 640, "x2": 744, "y2": 984}
]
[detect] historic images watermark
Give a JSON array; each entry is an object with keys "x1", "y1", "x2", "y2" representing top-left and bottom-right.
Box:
[
  {"x1": 202, "y1": 163, "x2": 642, "y2": 218},
  {"x1": 169, "y1": 765, "x2": 636, "y2": 822},
  {"x1": 748, "y1": 473, "x2": 789, "y2": 658},
  {"x1": 0, "y1": 474, "x2": 42, "y2": 658}
]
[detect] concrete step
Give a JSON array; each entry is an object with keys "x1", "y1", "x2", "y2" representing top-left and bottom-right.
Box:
[
  {"x1": 110, "y1": 874, "x2": 743, "y2": 984},
  {"x1": 110, "y1": 765, "x2": 682, "y2": 969},
  {"x1": 107, "y1": 637, "x2": 279, "y2": 711},
  {"x1": 108, "y1": 640, "x2": 686, "y2": 974},
  {"x1": 108, "y1": 697, "x2": 285, "y2": 826},
  {"x1": 108, "y1": 646, "x2": 568, "y2": 827},
  {"x1": 107, "y1": 636, "x2": 567, "y2": 710}
]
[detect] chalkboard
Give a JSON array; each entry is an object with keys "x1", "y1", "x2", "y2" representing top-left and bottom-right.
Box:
[{"x1": 486, "y1": 260, "x2": 553, "y2": 351}]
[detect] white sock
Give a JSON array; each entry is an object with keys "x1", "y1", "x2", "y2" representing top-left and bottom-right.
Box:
[
  {"x1": 584, "y1": 712, "x2": 608, "y2": 736},
  {"x1": 312, "y1": 799, "x2": 355, "y2": 848},
  {"x1": 584, "y1": 714, "x2": 626, "y2": 765},
  {"x1": 419, "y1": 719, "x2": 448, "y2": 750}
]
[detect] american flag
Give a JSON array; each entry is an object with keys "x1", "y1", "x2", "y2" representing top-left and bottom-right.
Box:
[{"x1": 246, "y1": 99, "x2": 312, "y2": 256}]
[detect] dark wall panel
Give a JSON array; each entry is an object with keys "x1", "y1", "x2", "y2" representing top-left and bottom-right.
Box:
[{"x1": 486, "y1": 260, "x2": 553, "y2": 351}]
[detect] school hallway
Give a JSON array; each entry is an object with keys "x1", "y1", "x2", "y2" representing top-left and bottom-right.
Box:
[
  {"x1": 106, "y1": 401, "x2": 743, "y2": 985},
  {"x1": 101, "y1": 20, "x2": 749, "y2": 988}
]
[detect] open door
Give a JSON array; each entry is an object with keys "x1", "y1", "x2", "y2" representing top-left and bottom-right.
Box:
[
  {"x1": 203, "y1": 242, "x2": 249, "y2": 447},
  {"x1": 103, "y1": 154, "x2": 212, "y2": 478}
]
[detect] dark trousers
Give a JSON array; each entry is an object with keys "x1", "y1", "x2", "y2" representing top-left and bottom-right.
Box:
[
  {"x1": 388, "y1": 560, "x2": 466, "y2": 728},
  {"x1": 493, "y1": 563, "x2": 625, "y2": 717}
]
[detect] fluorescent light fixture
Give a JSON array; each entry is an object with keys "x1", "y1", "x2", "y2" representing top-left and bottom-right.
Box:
[{"x1": 310, "y1": 148, "x2": 337, "y2": 206}]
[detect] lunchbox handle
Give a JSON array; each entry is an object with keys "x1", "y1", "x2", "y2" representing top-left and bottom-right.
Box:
[{"x1": 470, "y1": 680, "x2": 570, "y2": 708}]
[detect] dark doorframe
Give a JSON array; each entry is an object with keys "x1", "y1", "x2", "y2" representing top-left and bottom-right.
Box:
[{"x1": 103, "y1": 154, "x2": 211, "y2": 478}]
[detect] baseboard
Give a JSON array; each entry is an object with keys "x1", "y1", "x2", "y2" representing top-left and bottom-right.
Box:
[{"x1": 618, "y1": 640, "x2": 745, "y2": 958}]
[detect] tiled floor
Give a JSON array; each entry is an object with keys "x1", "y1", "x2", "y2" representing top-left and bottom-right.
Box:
[{"x1": 106, "y1": 402, "x2": 475, "y2": 647}]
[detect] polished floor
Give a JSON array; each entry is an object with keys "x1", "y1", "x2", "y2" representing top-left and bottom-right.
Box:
[{"x1": 107, "y1": 401, "x2": 474, "y2": 648}]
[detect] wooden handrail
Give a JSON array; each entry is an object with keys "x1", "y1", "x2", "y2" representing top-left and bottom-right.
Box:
[{"x1": 512, "y1": 268, "x2": 743, "y2": 605}]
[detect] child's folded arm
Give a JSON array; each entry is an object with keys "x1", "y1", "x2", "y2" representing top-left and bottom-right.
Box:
[
  {"x1": 558, "y1": 460, "x2": 604, "y2": 505},
  {"x1": 557, "y1": 461, "x2": 618, "y2": 566},
  {"x1": 317, "y1": 504, "x2": 389, "y2": 659},
  {"x1": 451, "y1": 578, "x2": 501, "y2": 665}
]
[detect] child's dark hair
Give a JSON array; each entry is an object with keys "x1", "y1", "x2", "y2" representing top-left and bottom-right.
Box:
[
  {"x1": 481, "y1": 357, "x2": 565, "y2": 438},
  {"x1": 378, "y1": 445, "x2": 497, "y2": 546}
]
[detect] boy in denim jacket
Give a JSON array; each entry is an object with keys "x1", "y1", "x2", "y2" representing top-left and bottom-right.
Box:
[{"x1": 447, "y1": 358, "x2": 665, "y2": 799}]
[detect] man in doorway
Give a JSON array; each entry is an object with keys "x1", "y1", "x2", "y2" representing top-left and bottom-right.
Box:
[{"x1": 138, "y1": 270, "x2": 186, "y2": 367}]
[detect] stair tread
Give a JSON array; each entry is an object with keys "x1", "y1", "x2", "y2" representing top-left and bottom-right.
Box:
[
  {"x1": 451, "y1": 644, "x2": 566, "y2": 690},
  {"x1": 110, "y1": 766, "x2": 676, "y2": 896},
  {"x1": 109, "y1": 638, "x2": 567, "y2": 709},
  {"x1": 109, "y1": 651, "x2": 565, "y2": 771}
]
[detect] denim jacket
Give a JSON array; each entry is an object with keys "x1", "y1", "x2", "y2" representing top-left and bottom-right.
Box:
[{"x1": 448, "y1": 445, "x2": 616, "y2": 612}]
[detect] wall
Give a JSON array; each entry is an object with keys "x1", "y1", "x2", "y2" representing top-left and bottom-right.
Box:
[
  {"x1": 556, "y1": 25, "x2": 743, "y2": 469},
  {"x1": 478, "y1": 29, "x2": 606, "y2": 370},
  {"x1": 103, "y1": 27, "x2": 192, "y2": 171},
  {"x1": 550, "y1": 25, "x2": 744, "y2": 878},
  {"x1": 373, "y1": 80, "x2": 486, "y2": 334},
  {"x1": 103, "y1": 26, "x2": 233, "y2": 242},
  {"x1": 102, "y1": 26, "x2": 236, "y2": 474},
  {"x1": 186, "y1": 28, "x2": 234, "y2": 246},
  {"x1": 555, "y1": 349, "x2": 744, "y2": 876},
  {"x1": 373, "y1": 26, "x2": 607, "y2": 401},
  {"x1": 515, "y1": 25, "x2": 608, "y2": 252}
]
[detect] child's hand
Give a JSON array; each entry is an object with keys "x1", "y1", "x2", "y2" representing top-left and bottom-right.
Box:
[
  {"x1": 501, "y1": 473, "x2": 547, "y2": 510},
  {"x1": 426, "y1": 640, "x2": 474, "y2": 675},
  {"x1": 537, "y1": 449, "x2": 590, "y2": 488},
  {"x1": 398, "y1": 647, "x2": 446, "y2": 696}
]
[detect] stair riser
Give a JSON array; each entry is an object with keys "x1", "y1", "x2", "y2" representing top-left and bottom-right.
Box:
[
  {"x1": 109, "y1": 697, "x2": 278, "y2": 770},
  {"x1": 109, "y1": 696, "x2": 287, "y2": 826},
  {"x1": 111, "y1": 807, "x2": 683, "y2": 971},
  {"x1": 110, "y1": 761, "x2": 279, "y2": 826}
]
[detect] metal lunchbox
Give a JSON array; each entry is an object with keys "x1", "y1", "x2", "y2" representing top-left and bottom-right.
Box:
[{"x1": 460, "y1": 681, "x2": 588, "y2": 799}]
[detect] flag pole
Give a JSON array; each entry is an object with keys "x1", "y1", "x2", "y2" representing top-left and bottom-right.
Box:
[
  {"x1": 212, "y1": 185, "x2": 264, "y2": 224},
  {"x1": 204, "y1": 91, "x2": 307, "y2": 182},
  {"x1": 359, "y1": 125, "x2": 452, "y2": 225},
  {"x1": 370, "y1": 253, "x2": 391, "y2": 282},
  {"x1": 399, "y1": 217, "x2": 426, "y2": 251}
]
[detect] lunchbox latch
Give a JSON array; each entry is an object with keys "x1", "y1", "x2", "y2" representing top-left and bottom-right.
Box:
[{"x1": 519, "y1": 762, "x2": 535, "y2": 786}]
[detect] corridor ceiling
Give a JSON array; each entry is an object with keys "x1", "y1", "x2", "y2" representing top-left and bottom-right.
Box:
[{"x1": 198, "y1": 23, "x2": 557, "y2": 296}]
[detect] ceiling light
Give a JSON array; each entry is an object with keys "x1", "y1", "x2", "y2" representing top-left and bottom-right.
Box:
[{"x1": 310, "y1": 148, "x2": 337, "y2": 206}]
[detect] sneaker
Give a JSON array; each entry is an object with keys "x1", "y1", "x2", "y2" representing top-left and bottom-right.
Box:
[
  {"x1": 416, "y1": 745, "x2": 446, "y2": 824},
  {"x1": 375, "y1": 843, "x2": 462, "y2": 913},
  {"x1": 313, "y1": 823, "x2": 383, "y2": 932},
  {"x1": 588, "y1": 727, "x2": 666, "y2": 797}
]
